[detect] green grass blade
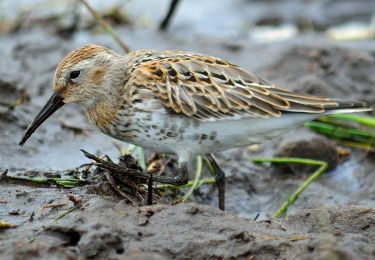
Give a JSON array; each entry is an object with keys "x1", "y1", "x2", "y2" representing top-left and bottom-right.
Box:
[
  {"x1": 135, "y1": 146, "x2": 146, "y2": 170},
  {"x1": 326, "y1": 114, "x2": 375, "y2": 128},
  {"x1": 182, "y1": 156, "x2": 203, "y2": 202},
  {"x1": 252, "y1": 157, "x2": 327, "y2": 218},
  {"x1": 305, "y1": 121, "x2": 375, "y2": 146},
  {"x1": 157, "y1": 177, "x2": 216, "y2": 191}
]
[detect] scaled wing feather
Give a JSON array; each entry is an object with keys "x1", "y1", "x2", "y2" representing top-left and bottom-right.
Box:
[{"x1": 126, "y1": 51, "x2": 339, "y2": 121}]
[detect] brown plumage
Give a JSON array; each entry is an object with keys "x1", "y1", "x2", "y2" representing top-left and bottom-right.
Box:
[
  {"x1": 126, "y1": 50, "x2": 344, "y2": 121},
  {"x1": 20, "y1": 43, "x2": 372, "y2": 162},
  {"x1": 19, "y1": 45, "x2": 372, "y2": 210}
]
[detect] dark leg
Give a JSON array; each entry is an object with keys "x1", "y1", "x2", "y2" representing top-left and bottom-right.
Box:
[
  {"x1": 147, "y1": 172, "x2": 153, "y2": 205},
  {"x1": 206, "y1": 154, "x2": 225, "y2": 211}
]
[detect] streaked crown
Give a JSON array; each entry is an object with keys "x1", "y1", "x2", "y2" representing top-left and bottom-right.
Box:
[{"x1": 53, "y1": 45, "x2": 121, "y2": 107}]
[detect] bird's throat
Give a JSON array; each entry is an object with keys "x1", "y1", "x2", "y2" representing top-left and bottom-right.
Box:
[{"x1": 84, "y1": 98, "x2": 119, "y2": 133}]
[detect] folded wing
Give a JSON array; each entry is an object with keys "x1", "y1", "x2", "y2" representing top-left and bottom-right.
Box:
[{"x1": 126, "y1": 51, "x2": 368, "y2": 121}]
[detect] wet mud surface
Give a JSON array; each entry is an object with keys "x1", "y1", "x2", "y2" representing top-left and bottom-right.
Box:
[{"x1": 1, "y1": 0, "x2": 375, "y2": 258}]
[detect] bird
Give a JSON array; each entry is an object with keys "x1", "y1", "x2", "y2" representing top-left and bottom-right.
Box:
[{"x1": 19, "y1": 44, "x2": 372, "y2": 210}]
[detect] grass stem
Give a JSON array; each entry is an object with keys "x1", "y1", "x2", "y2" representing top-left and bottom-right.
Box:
[
  {"x1": 252, "y1": 157, "x2": 327, "y2": 218},
  {"x1": 78, "y1": 0, "x2": 131, "y2": 53},
  {"x1": 182, "y1": 156, "x2": 203, "y2": 202}
]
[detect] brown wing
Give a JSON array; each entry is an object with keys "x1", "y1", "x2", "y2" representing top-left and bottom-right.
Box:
[{"x1": 127, "y1": 51, "x2": 338, "y2": 121}]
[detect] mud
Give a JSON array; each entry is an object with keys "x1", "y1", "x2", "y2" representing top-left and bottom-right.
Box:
[
  {"x1": 1, "y1": 0, "x2": 375, "y2": 259},
  {"x1": 2, "y1": 181, "x2": 375, "y2": 259}
]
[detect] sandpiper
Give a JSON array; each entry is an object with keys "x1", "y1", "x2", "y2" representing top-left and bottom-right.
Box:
[{"x1": 19, "y1": 45, "x2": 372, "y2": 210}]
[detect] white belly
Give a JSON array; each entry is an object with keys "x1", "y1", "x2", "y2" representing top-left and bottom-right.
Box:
[{"x1": 108, "y1": 111, "x2": 318, "y2": 157}]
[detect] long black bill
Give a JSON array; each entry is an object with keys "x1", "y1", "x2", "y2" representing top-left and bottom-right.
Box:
[{"x1": 19, "y1": 92, "x2": 65, "y2": 146}]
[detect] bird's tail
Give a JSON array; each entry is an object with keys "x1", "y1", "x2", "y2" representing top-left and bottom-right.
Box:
[
  {"x1": 323, "y1": 100, "x2": 372, "y2": 114},
  {"x1": 270, "y1": 86, "x2": 372, "y2": 114}
]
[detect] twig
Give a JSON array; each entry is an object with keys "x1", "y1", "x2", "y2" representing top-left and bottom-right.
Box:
[
  {"x1": 29, "y1": 211, "x2": 35, "y2": 222},
  {"x1": 81, "y1": 150, "x2": 188, "y2": 185},
  {"x1": 104, "y1": 171, "x2": 137, "y2": 205},
  {"x1": 156, "y1": 158, "x2": 172, "y2": 176},
  {"x1": 78, "y1": 0, "x2": 131, "y2": 53},
  {"x1": 252, "y1": 157, "x2": 328, "y2": 218},
  {"x1": 159, "y1": 0, "x2": 181, "y2": 31},
  {"x1": 41, "y1": 202, "x2": 67, "y2": 215},
  {"x1": 67, "y1": 195, "x2": 81, "y2": 206},
  {"x1": 57, "y1": 0, "x2": 81, "y2": 38}
]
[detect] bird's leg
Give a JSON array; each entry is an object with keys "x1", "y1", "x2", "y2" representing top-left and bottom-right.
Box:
[
  {"x1": 147, "y1": 172, "x2": 153, "y2": 205},
  {"x1": 206, "y1": 153, "x2": 226, "y2": 211},
  {"x1": 173, "y1": 162, "x2": 189, "y2": 185}
]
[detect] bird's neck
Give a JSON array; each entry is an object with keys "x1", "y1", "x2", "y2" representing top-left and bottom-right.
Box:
[
  {"x1": 84, "y1": 95, "x2": 120, "y2": 133},
  {"x1": 84, "y1": 57, "x2": 128, "y2": 132}
]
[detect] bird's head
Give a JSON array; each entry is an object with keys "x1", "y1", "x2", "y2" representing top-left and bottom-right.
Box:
[
  {"x1": 19, "y1": 44, "x2": 122, "y2": 146},
  {"x1": 54, "y1": 44, "x2": 121, "y2": 106}
]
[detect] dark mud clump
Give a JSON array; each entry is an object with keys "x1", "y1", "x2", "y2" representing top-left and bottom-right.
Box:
[{"x1": 274, "y1": 137, "x2": 340, "y2": 173}]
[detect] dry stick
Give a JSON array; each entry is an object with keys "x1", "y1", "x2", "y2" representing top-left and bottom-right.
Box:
[
  {"x1": 159, "y1": 0, "x2": 181, "y2": 31},
  {"x1": 41, "y1": 203, "x2": 67, "y2": 215},
  {"x1": 78, "y1": 0, "x2": 131, "y2": 53},
  {"x1": 155, "y1": 158, "x2": 172, "y2": 176},
  {"x1": 104, "y1": 170, "x2": 137, "y2": 205},
  {"x1": 82, "y1": 150, "x2": 187, "y2": 185}
]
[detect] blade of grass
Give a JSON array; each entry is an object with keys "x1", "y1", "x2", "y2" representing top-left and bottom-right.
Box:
[
  {"x1": 203, "y1": 156, "x2": 216, "y2": 174},
  {"x1": 252, "y1": 157, "x2": 327, "y2": 218},
  {"x1": 135, "y1": 146, "x2": 146, "y2": 170},
  {"x1": 78, "y1": 0, "x2": 130, "y2": 53},
  {"x1": 6, "y1": 176, "x2": 82, "y2": 188},
  {"x1": 326, "y1": 114, "x2": 375, "y2": 128},
  {"x1": 334, "y1": 140, "x2": 375, "y2": 151},
  {"x1": 54, "y1": 207, "x2": 77, "y2": 222},
  {"x1": 157, "y1": 177, "x2": 216, "y2": 190},
  {"x1": 182, "y1": 156, "x2": 203, "y2": 202},
  {"x1": 124, "y1": 144, "x2": 147, "y2": 170},
  {"x1": 306, "y1": 121, "x2": 375, "y2": 139},
  {"x1": 305, "y1": 121, "x2": 375, "y2": 146},
  {"x1": 305, "y1": 114, "x2": 375, "y2": 151},
  {"x1": 126, "y1": 144, "x2": 136, "y2": 154}
]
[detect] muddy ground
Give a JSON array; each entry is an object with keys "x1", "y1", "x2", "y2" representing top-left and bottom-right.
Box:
[{"x1": 1, "y1": 0, "x2": 375, "y2": 259}]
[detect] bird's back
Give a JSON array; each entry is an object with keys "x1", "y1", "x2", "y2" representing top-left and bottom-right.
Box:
[{"x1": 94, "y1": 49, "x2": 372, "y2": 155}]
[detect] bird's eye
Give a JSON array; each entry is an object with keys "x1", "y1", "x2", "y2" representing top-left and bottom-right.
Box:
[{"x1": 69, "y1": 70, "x2": 81, "y2": 80}]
